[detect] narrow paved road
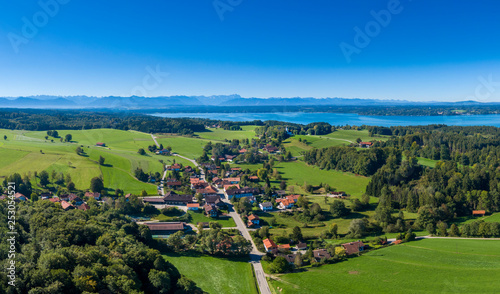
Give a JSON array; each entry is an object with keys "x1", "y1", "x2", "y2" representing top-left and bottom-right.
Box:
[
  {"x1": 150, "y1": 134, "x2": 271, "y2": 293},
  {"x1": 219, "y1": 189, "x2": 272, "y2": 294}
]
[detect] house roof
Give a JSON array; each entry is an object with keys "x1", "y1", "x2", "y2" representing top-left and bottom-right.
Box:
[
  {"x1": 263, "y1": 238, "x2": 277, "y2": 249},
  {"x1": 48, "y1": 197, "x2": 60, "y2": 203},
  {"x1": 342, "y1": 241, "x2": 365, "y2": 255},
  {"x1": 226, "y1": 187, "x2": 260, "y2": 196},
  {"x1": 296, "y1": 242, "x2": 307, "y2": 249},
  {"x1": 145, "y1": 222, "x2": 186, "y2": 231},
  {"x1": 248, "y1": 214, "x2": 260, "y2": 221},
  {"x1": 224, "y1": 177, "x2": 240, "y2": 182},
  {"x1": 60, "y1": 200, "x2": 73, "y2": 210},
  {"x1": 204, "y1": 204, "x2": 217, "y2": 213},
  {"x1": 473, "y1": 210, "x2": 486, "y2": 215},
  {"x1": 278, "y1": 254, "x2": 296, "y2": 264},
  {"x1": 313, "y1": 249, "x2": 331, "y2": 259},
  {"x1": 224, "y1": 184, "x2": 240, "y2": 190},
  {"x1": 260, "y1": 202, "x2": 272, "y2": 208},
  {"x1": 187, "y1": 203, "x2": 200, "y2": 208},
  {"x1": 360, "y1": 142, "x2": 373, "y2": 145},
  {"x1": 278, "y1": 244, "x2": 291, "y2": 250},
  {"x1": 77, "y1": 203, "x2": 90, "y2": 211}
]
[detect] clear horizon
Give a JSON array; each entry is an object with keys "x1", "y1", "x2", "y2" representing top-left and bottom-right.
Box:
[{"x1": 1, "y1": 1, "x2": 499, "y2": 101}]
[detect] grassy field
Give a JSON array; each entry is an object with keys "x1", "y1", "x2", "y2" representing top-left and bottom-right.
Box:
[
  {"x1": 417, "y1": 157, "x2": 439, "y2": 168},
  {"x1": 195, "y1": 126, "x2": 258, "y2": 141},
  {"x1": 156, "y1": 135, "x2": 209, "y2": 159},
  {"x1": 0, "y1": 129, "x2": 162, "y2": 194},
  {"x1": 163, "y1": 252, "x2": 258, "y2": 294},
  {"x1": 268, "y1": 238, "x2": 500, "y2": 294},
  {"x1": 276, "y1": 161, "x2": 370, "y2": 198}
]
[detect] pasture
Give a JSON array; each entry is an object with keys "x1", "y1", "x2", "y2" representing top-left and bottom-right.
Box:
[
  {"x1": 268, "y1": 238, "x2": 500, "y2": 294},
  {"x1": 163, "y1": 252, "x2": 258, "y2": 294}
]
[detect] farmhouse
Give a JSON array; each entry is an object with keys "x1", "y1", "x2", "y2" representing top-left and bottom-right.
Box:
[
  {"x1": 263, "y1": 238, "x2": 278, "y2": 253},
  {"x1": 14, "y1": 193, "x2": 27, "y2": 201},
  {"x1": 144, "y1": 222, "x2": 189, "y2": 235},
  {"x1": 60, "y1": 200, "x2": 74, "y2": 211},
  {"x1": 85, "y1": 192, "x2": 101, "y2": 201},
  {"x1": 205, "y1": 195, "x2": 225, "y2": 208},
  {"x1": 204, "y1": 204, "x2": 218, "y2": 218},
  {"x1": 342, "y1": 241, "x2": 365, "y2": 255},
  {"x1": 247, "y1": 214, "x2": 261, "y2": 227},
  {"x1": 259, "y1": 202, "x2": 273, "y2": 211},
  {"x1": 359, "y1": 142, "x2": 373, "y2": 148},
  {"x1": 296, "y1": 241, "x2": 307, "y2": 250},
  {"x1": 278, "y1": 254, "x2": 296, "y2": 265},
  {"x1": 277, "y1": 198, "x2": 295, "y2": 210},
  {"x1": 96, "y1": 142, "x2": 106, "y2": 147},
  {"x1": 196, "y1": 186, "x2": 218, "y2": 197},
  {"x1": 225, "y1": 187, "x2": 260, "y2": 199},
  {"x1": 313, "y1": 249, "x2": 332, "y2": 262},
  {"x1": 165, "y1": 179, "x2": 182, "y2": 188}
]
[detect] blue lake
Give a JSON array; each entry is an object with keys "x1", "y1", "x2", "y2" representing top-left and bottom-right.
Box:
[{"x1": 150, "y1": 112, "x2": 500, "y2": 127}]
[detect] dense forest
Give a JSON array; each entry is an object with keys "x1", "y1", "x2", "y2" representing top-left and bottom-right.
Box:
[
  {"x1": 0, "y1": 110, "x2": 206, "y2": 135},
  {"x1": 0, "y1": 200, "x2": 203, "y2": 294},
  {"x1": 303, "y1": 125, "x2": 500, "y2": 232}
]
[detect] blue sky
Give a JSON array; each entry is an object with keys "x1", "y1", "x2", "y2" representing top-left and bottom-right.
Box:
[{"x1": 0, "y1": 0, "x2": 499, "y2": 101}]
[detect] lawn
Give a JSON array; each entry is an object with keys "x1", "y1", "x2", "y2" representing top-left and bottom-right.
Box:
[
  {"x1": 188, "y1": 211, "x2": 236, "y2": 227},
  {"x1": 268, "y1": 238, "x2": 500, "y2": 294},
  {"x1": 163, "y1": 252, "x2": 258, "y2": 294},
  {"x1": 194, "y1": 125, "x2": 258, "y2": 141},
  {"x1": 275, "y1": 161, "x2": 370, "y2": 198},
  {"x1": 0, "y1": 128, "x2": 161, "y2": 194},
  {"x1": 417, "y1": 157, "x2": 439, "y2": 168},
  {"x1": 156, "y1": 135, "x2": 209, "y2": 159}
]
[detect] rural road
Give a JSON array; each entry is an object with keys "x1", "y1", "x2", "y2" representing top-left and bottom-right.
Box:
[
  {"x1": 150, "y1": 133, "x2": 271, "y2": 294},
  {"x1": 220, "y1": 189, "x2": 272, "y2": 294}
]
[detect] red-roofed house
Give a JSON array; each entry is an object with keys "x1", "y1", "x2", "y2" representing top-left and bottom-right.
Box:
[
  {"x1": 342, "y1": 241, "x2": 365, "y2": 255},
  {"x1": 187, "y1": 203, "x2": 200, "y2": 211},
  {"x1": 61, "y1": 200, "x2": 74, "y2": 211},
  {"x1": 263, "y1": 238, "x2": 277, "y2": 252},
  {"x1": 359, "y1": 142, "x2": 373, "y2": 148}
]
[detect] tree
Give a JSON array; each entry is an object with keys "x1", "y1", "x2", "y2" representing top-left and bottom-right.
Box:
[
  {"x1": 404, "y1": 228, "x2": 416, "y2": 242},
  {"x1": 330, "y1": 200, "x2": 350, "y2": 218},
  {"x1": 290, "y1": 226, "x2": 303, "y2": 243},
  {"x1": 347, "y1": 219, "x2": 368, "y2": 238},
  {"x1": 99, "y1": 156, "x2": 105, "y2": 166},
  {"x1": 148, "y1": 269, "x2": 171, "y2": 294},
  {"x1": 335, "y1": 247, "x2": 346, "y2": 257},
  {"x1": 65, "y1": 134, "x2": 72, "y2": 142},
  {"x1": 3, "y1": 135, "x2": 6, "y2": 140},
  {"x1": 67, "y1": 181, "x2": 75, "y2": 191},
  {"x1": 138, "y1": 148, "x2": 146, "y2": 155},
  {"x1": 449, "y1": 223, "x2": 460, "y2": 237},
  {"x1": 269, "y1": 256, "x2": 290, "y2": 274},
  {"x1": 39, "y1": 170, "x2": 50, "y2": 186},
  {"x1": 294, "y1": 252, "x2": 303, "y2": 268},
  {"x1": 437, "y1": 221, "x2": 448, "y2": 237},
  {"x1": 141, "y1": 190, "x2": 148, "y2": 196},
  {"x1": 167, "y1": 231, "x2": 184, "y2": 250},
  {"x1": 280, "y1": 180, "x2": 287, "y2": 190},
  {"x1": 90, "y1": 177, "x2": 104, "y2": 193}
]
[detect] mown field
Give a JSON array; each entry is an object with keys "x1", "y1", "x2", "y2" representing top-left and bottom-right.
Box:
[
  {"x1": 268, "y1": 238, "x2": 500, "y2": 294},
  {"x1": 163, "y1": 252, "x2": 258, "y2": 294}
]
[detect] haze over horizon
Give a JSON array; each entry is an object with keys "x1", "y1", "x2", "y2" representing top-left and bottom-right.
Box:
[{"x1": 1, "y1": 1, "x2": 499, "y2": 102}]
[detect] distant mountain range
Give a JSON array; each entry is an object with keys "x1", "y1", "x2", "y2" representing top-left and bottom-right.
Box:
[{"x1": 0, "y1": 95, "x2": 493, "y2": 110}]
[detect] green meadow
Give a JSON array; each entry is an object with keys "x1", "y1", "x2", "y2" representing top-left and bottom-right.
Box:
[
  {"x1": 0, "y1": 129, "x2": 165, "y2": 195},
  {"x1": 163, "y1": 252, "x2": 258, "y2": 294},
  {"x1": 268, "y1": 238, "x2": 500, "y2": 294},
  {"x1": 195, "y1": 125, "x2": 258, "y2": 141}
]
